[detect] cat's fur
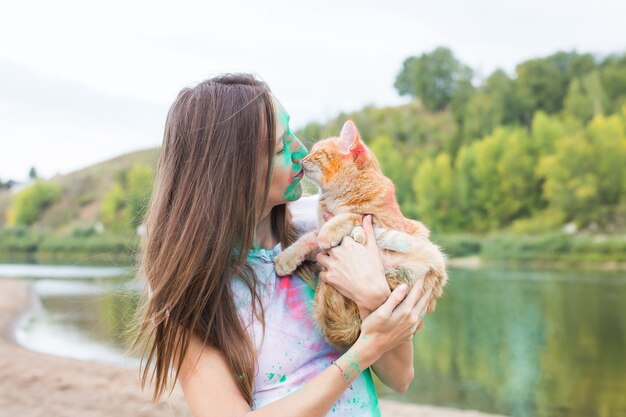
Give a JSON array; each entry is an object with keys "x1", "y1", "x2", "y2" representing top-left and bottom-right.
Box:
[{"x1": 275, "y1": 120, "x2": 448, "y2": 348}]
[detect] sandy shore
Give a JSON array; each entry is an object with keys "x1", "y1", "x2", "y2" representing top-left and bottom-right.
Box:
[{"x1": 0, "y1": 278, "x2": 506, "y2": 417}]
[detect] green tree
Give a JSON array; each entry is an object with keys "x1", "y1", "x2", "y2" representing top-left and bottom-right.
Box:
[
  {"x1": 537, "y1": 134, "x2": 599, "y2": 226},
  {"x1": 100, "y1": 183, "x2": 130, "y2": 234},
  {"x1": 455, "y1": 142, "x2": 484, "y2": 230},
  {"x1": 600, "y1": 53, "x2": 626, "y2": 112},
  {"x1": 564, "y1": 71, "x2": 609, "y2": 122},
  {"x1": 537, "y1": 113, "x2": 626, "y2": 227},
  {"x1": 100, "y1": 164, "x2": 155, "y2": 234},
  {"x1": 459, "y1": 70, "x2": 525, "y2": 143},
  {"x1": 394, "y1": 47, "x2": 473, "y2": 112},
  {"x1": 587, "y1": 114, "x2": 626, "y2": 207},
  {"x1": 125, "y1": 164, "x2": 154, "y2": 228},
  {"x1": 515, "y1": 52, "x2": 597, "y2": 123},
  {"x1": 530, "y1": 112, "x2": 571, "y2": 155},
  {"x1": 413, "y1": 153, "x2": 458, "y2": 230},
  {"x1": 369, "y1": 135, "x2": 417, "y2": 216},
  {"x1": 11, "y1": 180, "x2": 62, "y2": 226},
  {"x1": 456, "y1": 128, "x2": 537, "y2": 231}
]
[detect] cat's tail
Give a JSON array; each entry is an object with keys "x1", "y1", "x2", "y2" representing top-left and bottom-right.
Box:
[{"x1": 313, "y1": 282, "x2": 361, "y2": 348}]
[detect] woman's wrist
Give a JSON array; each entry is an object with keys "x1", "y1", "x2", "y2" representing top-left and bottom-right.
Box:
[
  {"x1": 358, "y1": 305, "x2": 372, "y2": 320},
  {"x1": 345, "y1": 333, "x2": 383, "y2": 370}
]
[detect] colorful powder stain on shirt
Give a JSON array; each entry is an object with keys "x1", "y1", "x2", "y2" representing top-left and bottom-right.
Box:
[{"x1": 230, "y1": 198, "x2": 381, "y2": 416}]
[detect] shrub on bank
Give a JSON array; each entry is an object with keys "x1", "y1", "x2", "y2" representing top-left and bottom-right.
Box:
[
  {"x1": 482, "y1": 233, "x2": 626, "y2": 263},
  {"x1": 431, "y1": 234, "x2": 483, "y2": 258}
]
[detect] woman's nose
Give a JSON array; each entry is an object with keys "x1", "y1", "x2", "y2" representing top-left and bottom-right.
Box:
[{"x1": 291, "y1": 139, "x2": 308, "y2": 163}]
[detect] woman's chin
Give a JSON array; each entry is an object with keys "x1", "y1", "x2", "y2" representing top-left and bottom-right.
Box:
[{"x1": 283, "y1": 183, "x2": 303, "y2": 203}]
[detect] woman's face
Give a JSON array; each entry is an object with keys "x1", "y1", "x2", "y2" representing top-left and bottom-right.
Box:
[{"x1": 265, "y1": 96, "x2": 308, "y2": 207}]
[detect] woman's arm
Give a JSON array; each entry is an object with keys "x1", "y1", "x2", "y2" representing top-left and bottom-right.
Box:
[
  {"x1": 179, "y1": 334, "x2": 378, "y2": 417},
  {"x1": 358, "y1": 280, "x2": 428, "y2": 393},
  {"x1": 178, "y1": 284, "x2": 412, "y2": 417},
  {"x1": 371, "y1": 341, "x2": 414, "y2": 393}
]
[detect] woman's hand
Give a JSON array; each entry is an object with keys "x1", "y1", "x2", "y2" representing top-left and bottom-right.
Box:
[
  {"x1": 359, "y1": 276, "x2": 433, "y2": 356},
  {"x1": 315, "y1": 215, "x2": 391, "y2": 316}
]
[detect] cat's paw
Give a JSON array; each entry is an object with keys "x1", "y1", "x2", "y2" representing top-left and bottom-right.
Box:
[
  {"x1": 317, "y1": 231, "x2": 343, "y2": 249},
  {"x1": 274, "y1": 253, "x2": 300, "y2": 276},
  {"x1": 350, "y1": 226, "x2": 365, "y2": 244}
]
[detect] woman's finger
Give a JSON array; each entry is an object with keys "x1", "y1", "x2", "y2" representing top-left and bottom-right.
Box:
[
  {"x1": 411, "y1": 287, "x2": 433, "y2": 316},
  {"x1": 326, "y1": 246, "x2": 340, "y2": 260},
  {"x1": 315, "y1": 252, "x2": 331, "y2": 268},
  {"x1": 362, "y1": 214, "x2": 379, "y2": 250},
  {"x1": 376, "y1": 284, "x2": 408, "y2": 316},
  {"x1": 398, "y1": 274, "x2": 426, "y2": 310}
]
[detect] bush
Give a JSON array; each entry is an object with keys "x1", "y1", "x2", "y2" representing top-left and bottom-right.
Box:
[
  {"x1": 10, "y1": 181, "x2": 62, "y2": 226},
  {"x1": 431, "y1": 234, "x2": 483, "y2": 258},
  {"x1": 482, "y1": 233, "x2": 626, "y2": 263},
  {"x1": 0, "y1": 226, "x2": 45, "y2": 252}
]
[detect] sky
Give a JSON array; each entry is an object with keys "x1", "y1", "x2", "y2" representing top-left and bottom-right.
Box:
[{"x1": 1, "y1": 0, "x2": 625, "y2": 181}]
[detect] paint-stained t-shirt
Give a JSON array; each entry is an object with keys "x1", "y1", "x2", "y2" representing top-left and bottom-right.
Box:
[{"x1": 230, "y1": 195, "x2": 382, "y2": 416}]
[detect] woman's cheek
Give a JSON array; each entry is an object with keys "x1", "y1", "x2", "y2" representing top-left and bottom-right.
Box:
[{"x1": 268, "y1": 159, "x2": 290, "y2": 195}]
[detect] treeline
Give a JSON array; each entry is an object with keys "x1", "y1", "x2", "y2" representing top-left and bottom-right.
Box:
[
  {"x1": 298, "y1": 48, "x2": 626, "y2": 234},
  {"x1": 3, "y1": 48, "x2": 625, "y2": 266}
]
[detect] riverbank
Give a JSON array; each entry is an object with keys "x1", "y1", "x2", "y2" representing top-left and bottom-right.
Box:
[
  {"x1": 0, "y1": 278, "x2": 507, "y2": 417},
  {"x1": 436, "y1": 232, "x2": 626, "y2": 271},
  {"x1": 3, "y1": 229, "x2": 626, "y2": 270},
  {"x1": 447, "y1": 255, "x2": 626, "y2": 271}
]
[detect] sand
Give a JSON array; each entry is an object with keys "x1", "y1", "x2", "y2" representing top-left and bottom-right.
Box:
[{"x1": 0, "y1": 278, "x2": 507, "y2": 417}]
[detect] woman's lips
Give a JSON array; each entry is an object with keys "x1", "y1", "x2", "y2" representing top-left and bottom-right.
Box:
[{"x1": 294, "y1": 170, "x2": 304, "y2": 180}]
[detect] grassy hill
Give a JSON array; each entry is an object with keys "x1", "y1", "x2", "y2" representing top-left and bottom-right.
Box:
[{"x1": 0, "y1": 147, "x2": 160, "y2": 233}]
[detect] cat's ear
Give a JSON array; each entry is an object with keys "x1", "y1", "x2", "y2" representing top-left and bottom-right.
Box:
[{"x1": 339, "y1": 120, "x2": 367, "y2": 163}]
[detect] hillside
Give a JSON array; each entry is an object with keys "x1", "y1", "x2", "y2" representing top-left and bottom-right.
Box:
[{"x1": 0, "y1": 147, "x2": 160, "y2": 232}]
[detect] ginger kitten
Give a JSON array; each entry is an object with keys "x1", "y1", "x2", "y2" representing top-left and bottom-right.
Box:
[{"x1": 275, "y1": 120, "x2": 448, "y2": 348}]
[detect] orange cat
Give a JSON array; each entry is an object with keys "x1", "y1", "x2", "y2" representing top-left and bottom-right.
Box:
[{"x1": 275, "y1": 120, "x2": 448, "y2": 348}]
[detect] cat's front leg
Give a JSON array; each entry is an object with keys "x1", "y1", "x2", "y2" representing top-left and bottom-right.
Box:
[
  {"x1": 317, "y1": 213, "x2": 363, "y2": 249},
  {"x1": 274, "y1": 231, "x2": 319, "y2": 276}
]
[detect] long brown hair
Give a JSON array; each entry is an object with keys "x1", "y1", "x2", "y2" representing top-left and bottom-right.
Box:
[{"x1": 130, "y1": 74, "x2": 313, "y2": 406}]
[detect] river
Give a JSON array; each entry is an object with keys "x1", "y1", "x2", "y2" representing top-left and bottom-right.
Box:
[{"x1": 1, "y1": 263, "x2": 624, "y2": 417}]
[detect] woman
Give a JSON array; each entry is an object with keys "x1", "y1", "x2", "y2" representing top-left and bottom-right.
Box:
[{"x1": 132, "y1": 73, "x2": 432, "y2": 416}]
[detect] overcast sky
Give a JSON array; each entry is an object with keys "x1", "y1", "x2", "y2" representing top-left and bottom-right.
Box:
[{"x1": 1, "y1": 0, "x2": 625, "y2": 181}]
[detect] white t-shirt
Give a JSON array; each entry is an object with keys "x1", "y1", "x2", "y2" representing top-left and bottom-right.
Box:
[{"x1": 230, "y1": 195, "x2": 382, "y2": 416}]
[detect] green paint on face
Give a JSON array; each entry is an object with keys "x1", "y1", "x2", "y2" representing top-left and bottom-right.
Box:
[
  {"x1": 280, "y1": 374, "x2": 287, "y2": 383},
  {"x1": 274, "y1": 100, "x2": 308, "y2": 202}
]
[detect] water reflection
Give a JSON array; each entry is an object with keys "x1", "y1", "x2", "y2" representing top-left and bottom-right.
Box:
[
  {"x1": 4, "y1": 264, "x2": 626, "y2": 416},
  {"x1": 17, "y1": 281, "x2": 141, "y2": 367},
  {"x1": 379, "y1": 267, "x2": 626, "y2": 417},
  {"x1": 0, "y1": 264, "x2": 142, "y2": 368}
]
